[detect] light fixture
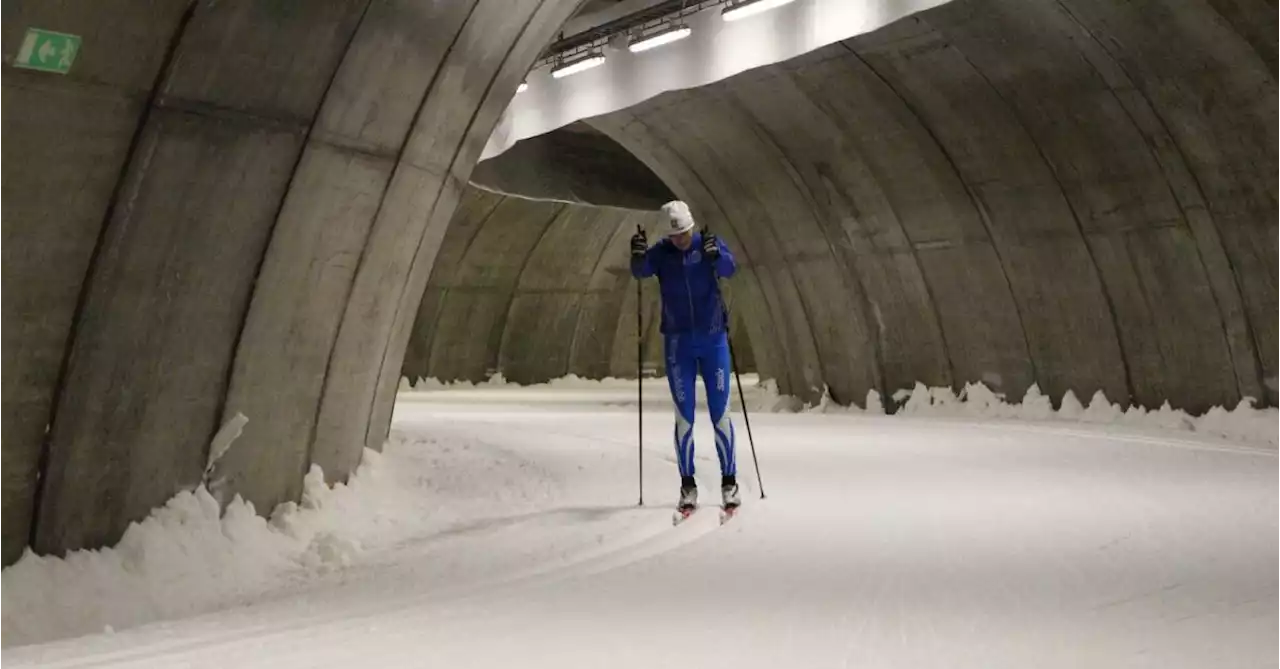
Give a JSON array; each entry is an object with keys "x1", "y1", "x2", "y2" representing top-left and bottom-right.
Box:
[
  {"x1": 517, "y1": 81, "x2": 529, "y2": 93},
  {"x1": 721, "y1": 0, "x2": 799, "y2": 22},
  {"x1": 628, "y1": 23, "x2": 692, "y2": 53},
  {"x1": 551, "y1": 50, "x2": 605, "y2": 79}
]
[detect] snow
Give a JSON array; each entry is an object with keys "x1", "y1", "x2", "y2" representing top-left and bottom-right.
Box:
[
  {"x1": 203, "y1": 411, "x2": 248, "y2": 477},
  {"x1": 3, "y1": 380, "x2": 1276, "y2": 668},
  {"x1": 407, "y1": 372, "x2": 1278, "y2": 447},
  {"x1": 2, "y1": 457, "x2": 385, "y2": 647},
  {"x1": 881, "y1": 381, "x2": 1278, "y2": 447}
]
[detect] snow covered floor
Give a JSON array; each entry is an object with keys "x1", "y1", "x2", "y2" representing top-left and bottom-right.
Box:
[{"x1": 5, "y1": 382, "x2": 1276, "y2": 668}]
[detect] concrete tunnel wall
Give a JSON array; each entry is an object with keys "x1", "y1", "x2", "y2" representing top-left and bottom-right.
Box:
[
  {"x1": 1, "y1": 0, "x2": 585, "y2": 565},
  {"x1": 1, "y1": 0, "x2": 1274, "y2": 565},
  {"x1": 572, "y1": 0, "x2": 1278, "y2": 410}
]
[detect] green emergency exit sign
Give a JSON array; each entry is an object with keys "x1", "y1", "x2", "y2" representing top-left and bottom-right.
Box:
[{"x1": 14, "y1": 28, "x2": 81, "y2": 74}]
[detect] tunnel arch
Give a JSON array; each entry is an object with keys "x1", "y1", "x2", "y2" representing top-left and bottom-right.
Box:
[
  {"x1": 3, "y1": 0, "x2": 586, "y2": 563},
  {"x1": 576, "y1": 0, "x2": 1275, "y2": 413}
]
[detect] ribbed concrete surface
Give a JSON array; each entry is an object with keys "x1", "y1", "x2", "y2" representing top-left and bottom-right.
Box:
[
  {"x1": 2, "y1": 0, "x2": 186, "y2": 566},
  {"x1": 2, "y1": 0, "x2": 1274, "y2": 565},
  {"x1": 403, "y1": 188, "x2": 670, "y2": 385},
  {"x1": 584, "y1": 0, "x2": 1276, "y2": 409},
  {"x1": 1, "y1": 0, "x2": 582, "y2": 563}
]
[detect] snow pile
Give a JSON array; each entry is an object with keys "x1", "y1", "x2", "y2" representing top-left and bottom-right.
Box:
[
  {"x1": 402, "y1": 372, "x2": 648, "y2": 392},
  {"x1": 1, "y1": 448, "x2": 431, "y2": 648},
  {"x1": 402, "y1": 372, "x2": 783, "y2": 412},
  {"x1": 402, "y1": 372, "x2": 512, "y2": 391},
  {"x1": 772, "y1": 380, "x2": 1275, "y2": 447},
  {"x1": 402, "y1": 371, "x2": 1275, "y2": 447},
  {"x1": 738, "y1": 377, "x2": 805, "y2": 413},
  {"x1": 203, "y1": 411, "x2": 248, "y2": 481}
]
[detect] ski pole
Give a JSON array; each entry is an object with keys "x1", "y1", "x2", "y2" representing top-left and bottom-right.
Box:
[
  {"x1": 636, "y1": 224, "x2": 645, "y2": 507},
  {"x1": 726, "y1": 335, "x2": 765, "y2": 499},
  {"x1": 706, "y1": 226, "x2": 766, "y2": 500}
]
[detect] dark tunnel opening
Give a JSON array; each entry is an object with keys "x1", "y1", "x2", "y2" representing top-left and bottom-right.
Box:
[
  {"x1": 397, "y1": 185, "x2": 764, "y2": 388},
  {"x1": 469, "y1": 121, "x2": 676, "y2": 209}
]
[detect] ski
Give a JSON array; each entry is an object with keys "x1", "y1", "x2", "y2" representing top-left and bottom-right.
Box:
[{"x1": 673, "y1": 504, "x2": 739, "y2": 526}]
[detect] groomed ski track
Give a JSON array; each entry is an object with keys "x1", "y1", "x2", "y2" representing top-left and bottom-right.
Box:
[{"x1": 6, "y1": 382, "x2": 1276, "y2": 668}]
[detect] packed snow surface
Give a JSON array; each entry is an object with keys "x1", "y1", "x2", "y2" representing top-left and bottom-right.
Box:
[{"x1": 4, "y1": 378, "x2": 1276, "y2": 668}]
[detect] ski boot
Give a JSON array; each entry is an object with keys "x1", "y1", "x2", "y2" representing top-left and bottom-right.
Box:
[
  {"x1": 719, "y1": 475, "x2": 741, "y2": 524},
  {"x1": 672, "y1": 476, "x2": 698, "y2": 525}
]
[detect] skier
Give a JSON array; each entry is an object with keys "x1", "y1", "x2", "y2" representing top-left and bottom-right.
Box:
[{"x1": 630, "y1": 200, "x2": 740, "y2": 517}]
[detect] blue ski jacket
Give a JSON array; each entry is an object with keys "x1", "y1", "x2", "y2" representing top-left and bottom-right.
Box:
[{"x1": 630, "y1": 232, "x2": 737, "y2": 335}]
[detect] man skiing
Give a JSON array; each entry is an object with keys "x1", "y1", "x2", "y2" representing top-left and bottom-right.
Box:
[{"x1": 630, "y1": 200, "x2": 740, "y2": 517}]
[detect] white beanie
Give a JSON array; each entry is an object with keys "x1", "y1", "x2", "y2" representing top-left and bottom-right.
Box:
[{"x1": 660, "y1": 200, "x2": 695, "y2": 235}]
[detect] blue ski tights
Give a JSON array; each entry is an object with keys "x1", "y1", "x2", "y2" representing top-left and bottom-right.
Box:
[{"x1": 664, "y1": 331, "x2": 736, "y2": 479}]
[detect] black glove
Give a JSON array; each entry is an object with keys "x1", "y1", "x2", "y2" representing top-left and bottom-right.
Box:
[
  {"x1": 702, "y1": 231, "x2": 720, "y2": 260},
  {"x1": 630, "y1": 229, "x2": 648, "y2": 257}
]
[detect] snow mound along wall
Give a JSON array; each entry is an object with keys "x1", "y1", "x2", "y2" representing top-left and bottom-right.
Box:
[
  {"x1": 746, "y1": 378, "x2": 1278, "y2": 448},
  {"x1": 401, "y1": 371, "x2": 638, "y2": 391},
  {"x1": 400, "y1": 372, "x2": 1277, "y2": 448},
  {"x1": 1, "y1": 449, "x2": 411, "y2": 648},
  {"x1": 2, "y1": 422, "x2": 571, "y2": 650}
]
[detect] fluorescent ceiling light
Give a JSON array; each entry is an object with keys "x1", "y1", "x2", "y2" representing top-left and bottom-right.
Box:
[
  {"x1": 551, "y1": 52, "x2": 605, "y2": 78},
  {"x1": 721, "y1": 0, "x2": 799, "y2": 22},
  {"x1": 517, "y1": 81, "x2": 529, "y2": 93},
  {"x1": 628, "y1": 25, "x2": 692, "y2": 53}
]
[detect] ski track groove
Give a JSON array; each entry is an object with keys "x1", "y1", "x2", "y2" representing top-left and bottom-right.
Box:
[{"x1": 24, "y1": 502, "x2": 732, "y2": 669}]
